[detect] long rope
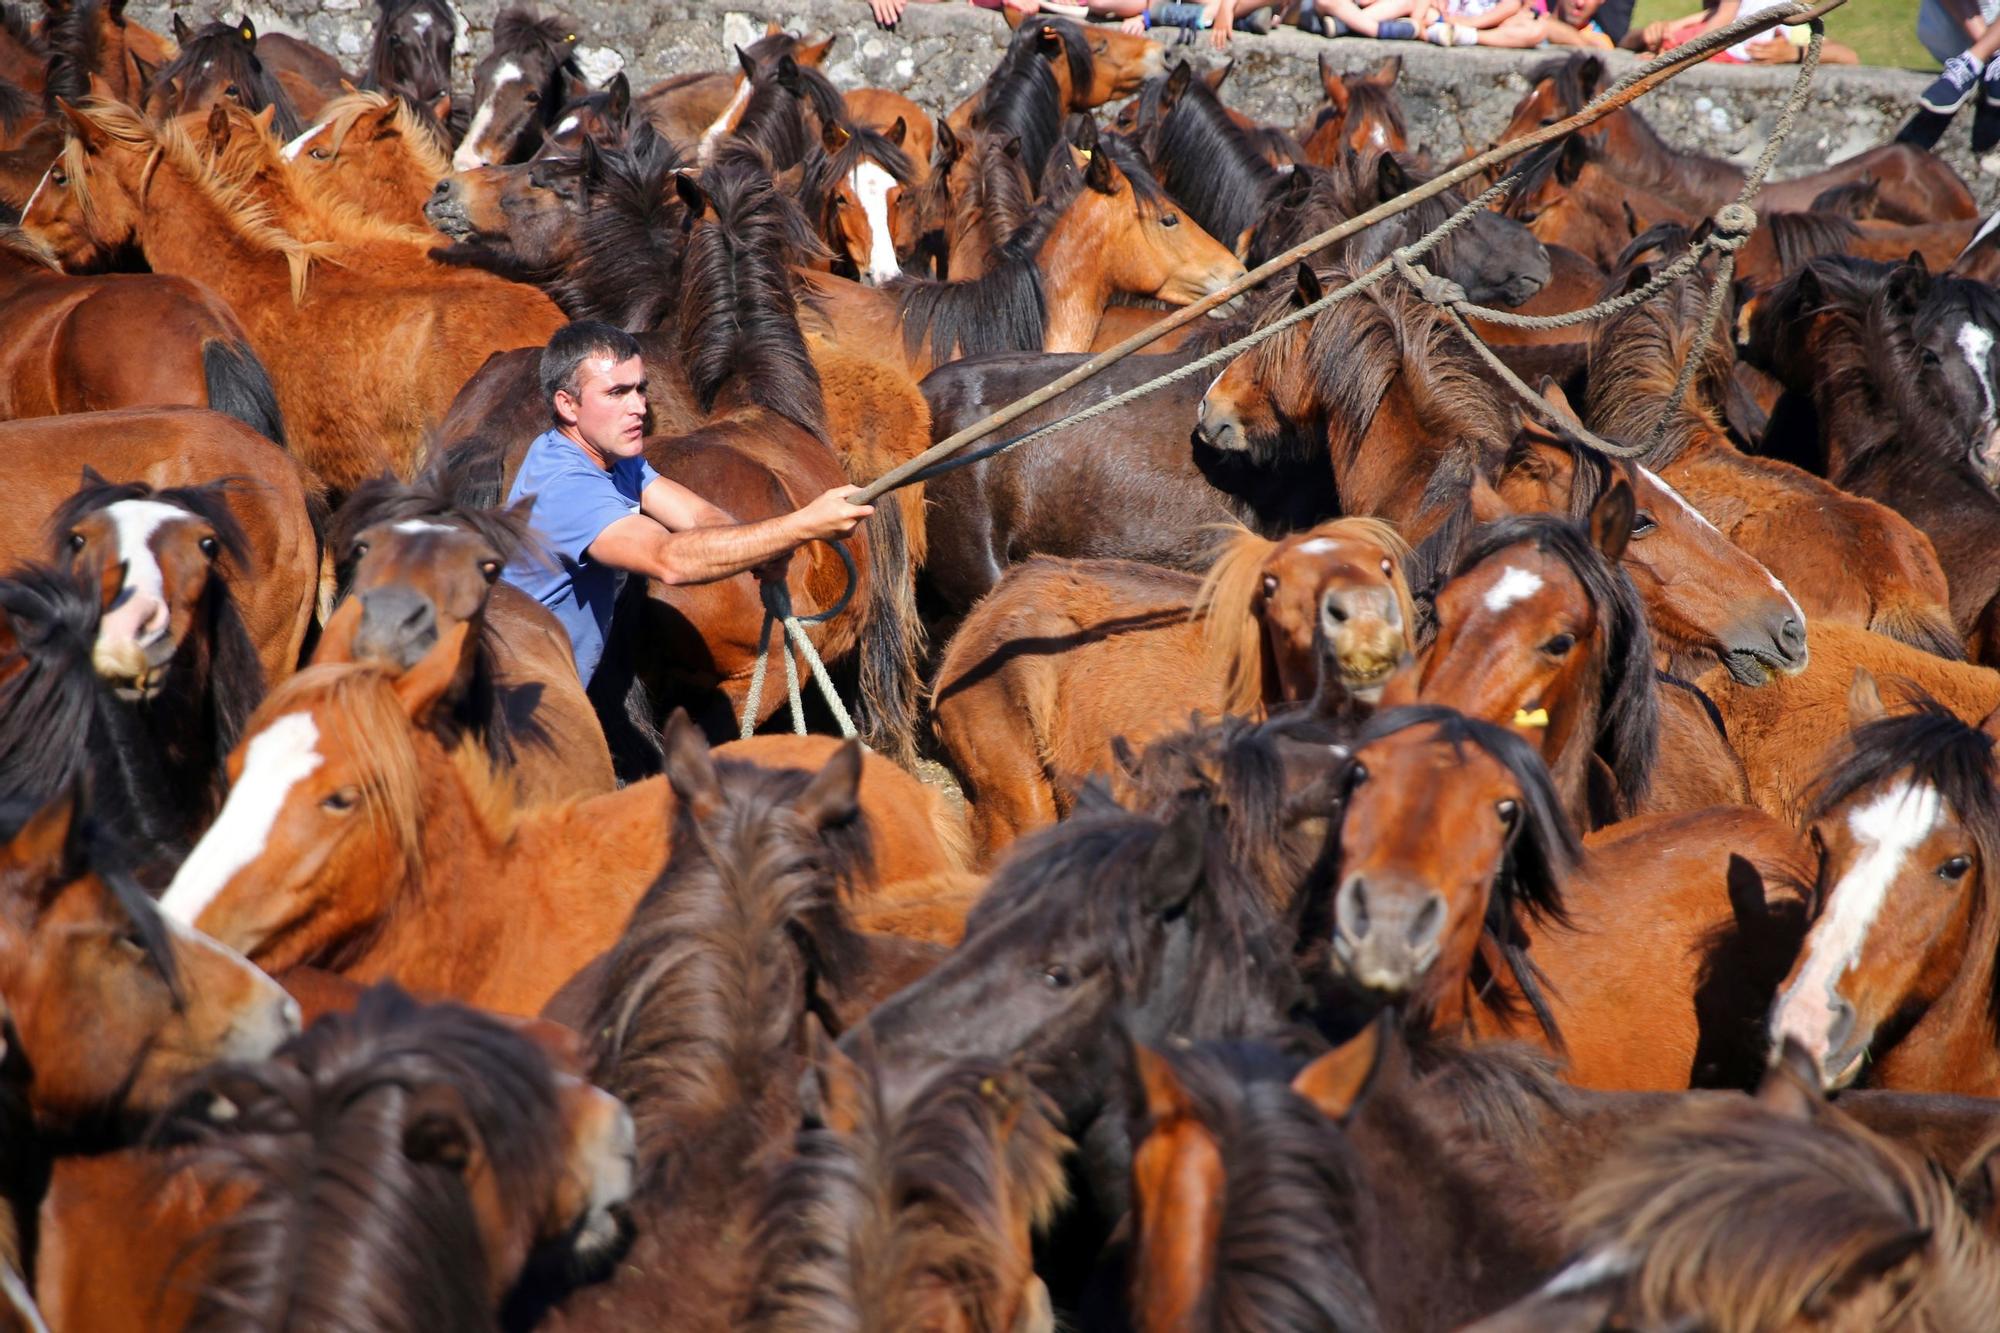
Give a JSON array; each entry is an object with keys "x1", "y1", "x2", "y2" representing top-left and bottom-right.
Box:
[{"x1": 742, "y1": 0, "x2": 1843, "y2": 739}]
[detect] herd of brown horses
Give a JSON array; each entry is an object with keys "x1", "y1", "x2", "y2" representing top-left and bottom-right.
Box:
[{"x1": 5, "y1": 0, "x2": 2000, "y2": 1326}]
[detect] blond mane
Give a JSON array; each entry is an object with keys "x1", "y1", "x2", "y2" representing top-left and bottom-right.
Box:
[
  {"x1": 200, "y1": 100, "x2": 439, "y2": 253},
  {"x1": 1193, "y1": 516, "x2": 1414, "y2": 716},
  {"x1": 307, "y1": 89, "x2": 454, "y2": 182}
]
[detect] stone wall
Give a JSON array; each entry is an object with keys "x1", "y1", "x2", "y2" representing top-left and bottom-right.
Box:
[{"x1": 130, "y1": 0, "x2": 2000, "y2": 206}]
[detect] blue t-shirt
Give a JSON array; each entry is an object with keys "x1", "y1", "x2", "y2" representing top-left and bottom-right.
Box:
[{"x1": 501, "y1": 429, "x2": 661, "y2": 685}]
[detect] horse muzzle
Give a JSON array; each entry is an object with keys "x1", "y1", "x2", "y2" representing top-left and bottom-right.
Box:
[
  {"x1": 1331, "y1": 874, "x2": 1445, "y2": 996},
  {"x1": 425, "y1": 178, "x2": 475, "y2": 239},
  {"x1": 1720, "y1": 611, "x2": 1808, "y2": 686},
  {"x1": 1769, "y1": 986, "x2": 1867, "y2": 1091},
  {"x1": 1972, "y1": 423, "x2": 2000, "y2": 497},
  {"x1": 1193, "y1": 395, "x2": 1243, "y2": 452}
]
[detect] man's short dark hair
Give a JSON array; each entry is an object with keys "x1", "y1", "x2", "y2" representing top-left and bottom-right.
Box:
[{"x1": 540, "y1": 321, "x2": 642, "y2": 409}]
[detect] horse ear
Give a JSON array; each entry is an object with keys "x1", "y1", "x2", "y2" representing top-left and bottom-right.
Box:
[
  {"x1": 172, "y1": 12, "x2": 191, "y2": 43},
  {"x1": 1539, "y1": 378, "x2": 1583, "y2": 430},
  {"x1": 55, "y1": 97, "x2": 111, "y2": 152},
  {"x1": 577, "y1": 133, "x2": 605, "y2": 187},
  {"x1": 1291, "y1": 1010, "x2": 1391, "y2": 1122},
  {"x1": 735, "y1": 45, "x2": 756, "y2": 79},
  {"x1": 1141, "y1": 801, "x2": 1206, "y2": 915},
  {"x1": 799, "y1": 1014, "x2": 869, "y2": 1134},
  {"x1": 1886, "y1": 256, "x2": 1931, "y2": 315},
  {"x1": 793, "y1": 739, "x2": 863, "y2": 832},
  {"x1": 1375, "y1": 151, "x2": 1409, "y2": 202},
  {"x1": 1586, "y1": 473, "x2": 1634, "y2": 565},
  {"x1": 774, "y1": 54, "x2": 801, "y2": 91},
  {"x1": 1202, "y1": 61, "x2": 1231, "y2": 94},
  {"x1": 662, "y1": 708, "x2": 724, "y2": 821},
  {"x1": 401, "y1": 1084, "x2": 474, "y2": 1171},
  {"x1": 205, "y1": 103, "x2": 230, "y2": 151},
  {"x1": 1801, "y1": 1229, "x2": 1932, "y2": 1321},
  {"x1": 797, "y1": 34, "x2": 835, "y2": 66},
  {"x1": 130, "y1": 52, "x2": 157, "y2": 96},
  {"x1": 430, "y1": 91, "x2": 452, "y2": 123},
  {"x1": 604, "y1": 71, "x2": 630, "y2": 121},
  {"x1": 0, "y1": 789, "x2": 78, "y2": 893},
  {"x1": 1162, "y1": 59, "x2": 1193, "y2": 108},
  {"x1": 1754, "y1": 1038, "x2": 1825, "y2": 1120},
  {"x1": 1577, "y1": 55, "x2": 1604, "y2": 101},
  {"x1": 251, "y1": 103, "x2": 276, "y2": 138},
  {"x1": 1849, "y1": 667, "x2": 1887, "y2": 729},
  {"x1": 1002, "y1": 3, "x2": 1027, "y2": 27},
  {"x1": 1365, "y1": 53, "x2": 1402, "y2": 88},
  {"x1": 1279, "y1": 164, "x2": 1312, "y2": 209},
  {"x1": 885, "y1": 115, "x2": 906, "y2": 148},
  {"x1": 1131, "y1": 1040, "x2": 1197, "y2": 1127},
  {"x1": 392, "y1": 619, "x2": 472, "y2": 723},
  {"x1": 1318, "y1": 53, "x2": 1349, "y2": 114},
  {"x1": 765, "y1": 18, "x2": 784, "y2": 37},
  {"x1": 1082, "y1": 140, "x2": 1115, "y2": 194},
  {"x1": 1555, "y1": 134, "x2": 1586, "y2": 186},
  {"x1": 821, "y1": 118, "x2": 851, "y2": 155},
  {"x1": 237, "y1": 15, "x2": 257, "y2": 44},
  {"x1": 1293, "y1": 262, "x2": 1323, "y2": 308},
  {"x1": 674, "y1": 171, "x2": 708, "y2": 221}
]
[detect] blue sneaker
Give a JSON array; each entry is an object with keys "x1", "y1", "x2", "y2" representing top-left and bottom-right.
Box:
[
  {"x1": 1920, "y1": 53, "x2": 1983, "y2": 115},
  {"x1": 1374, "y1": 17, "x2": 1416, "y2": 38}
]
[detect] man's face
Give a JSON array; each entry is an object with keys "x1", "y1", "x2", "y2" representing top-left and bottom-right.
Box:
[
  {"x1": 556, "y1": 353, "x2": 648, "y2": 459},
  {"x1": 1554, "y1": 0, "x2": 1603, "y2": 25}
]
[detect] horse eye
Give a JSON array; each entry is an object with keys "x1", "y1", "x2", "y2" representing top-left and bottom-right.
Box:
[
  {"x1": 225, "y1": 83, "x2": 240, "y2": 99},
  {"x1": 1632, "y1": 513, "x2": 1657, "y2": 537},
  {"x1": 1541, "y1": 633, "x2": 1576, "y2": 656},
  {"x1": 198, "y1": 536, "x2": 220, "y2": 558},
  {"x1": 1516, "y1": 208, "x2": 1539, "y2": 224},
  {"x1": 1940, "y1": 855, "x2": 1973, "y2": 882},
  {"x1": 479, "y1": 560, "x2": 501, "y2": 584},
  {"x1": 1260, "y1": 573, "x2": 1279, "y2": 596},
  {"x1": 1160, "y1": 213, "x2": 1180, "y2": 228},
  {"x1": 1343, "y1": 761, "x2": 1369, "y2": 795},
  {"x1": 1496, "y1": 798, "x2": 1519, "y2": 828},
  {"x1": 1922, "y1": 347, "x2": 1943, "y2": 367},
  {"x1": 350, "y1": 540, "x2": 369, "y2": 560},
  {"x1": 66, "y1": 531, "x2": 85, "y2": 551},
  {"x1": 50, "y1": 168, "x2": 67, "y2": 187},
  {"x1": 1380, "y1": 558, "x2": 1392, "y2": 575},
  {"x1": 321, "y1": 787, "x2": 361, "y2": 814},
  {"x1": 113, "y1": 930, "x2": 148, "y2": 961},
  {"x1": 308, "y1": 147, "x2": 329, "y2": 161},
  {"x1": 1040, "y1": 963, "x2": 1074, "y2": 989},
  {"x1": 831, "y1": 193, "x2": 845, "y2": 207},
  {"x1": 388, "y1": 33, "x2": 402, "y2": 46},
  {"x1": 524, "y1": 90, "x2": 541, "y2": 105}
]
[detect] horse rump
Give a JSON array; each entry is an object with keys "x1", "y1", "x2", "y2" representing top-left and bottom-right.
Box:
[{"x1": 201, "y1": 338, "x2": 287, "y2": 448}]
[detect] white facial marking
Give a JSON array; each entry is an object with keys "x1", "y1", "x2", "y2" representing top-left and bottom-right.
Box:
[
  {"x1": 390, "y1": 518, "x2": 456, "y2": 535},
  {"x1": 411, "y1": 9, "x2": 435, "y2": 34},
  {"x1": 1543, "y1": 1248, "x2": 1633, "y2": 1297},
  {"x1": 453, "y1": 59, "x2": 523, "y2": 170},
  {"x1": 1773, "y1": 781, "x2": 1943, "y2": 1056},
  {"x1": 106, "y1": 500, "x2": 188, "y2": 634},
  {"x1": 1957, "y1": 321, "x2": 1998, "y2": 429},
  {"x1": 1639, "y1": 465, "x2": 1802, "y2": 614},
  {"x1": 1367, "y1": 123, "x2": 1387, "y2": 149},
  {"x1": 161, "y1": 713, "x2": 324, "y2": 925},
  {"x1": 281, "y1": 121, "x2": 328, "y2": 161},
  {"x1": 1482, "y1": 566, "x2": 1544, "y2": 614},
  {"x1": 553, "y1": 113, "x2": 581, "y2": 136},
  {"x1": 1294, "y1": 537, "x2": 1338, "y2": 555},
  {"x1": 22, "y1": 162, "x2": 53, "y2": 221},
  {"x1": 697, "y1": 76, "x2": 753, "y2": 164},
  {"x1": 849, "y1": 160, "x2": 902, "y2": 285}
]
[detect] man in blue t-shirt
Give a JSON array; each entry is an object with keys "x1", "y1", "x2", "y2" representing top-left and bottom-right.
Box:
[{"x1": 501, "y1": 321, "x2": 873, "y2": 685}]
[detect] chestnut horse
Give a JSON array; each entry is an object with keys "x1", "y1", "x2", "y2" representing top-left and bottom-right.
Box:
[
  {"x1": 802, "y1": 126, "x2": 1243, "y2": 376},
  {"x1": 0, "y1": 225, "x2": 284, "y2": 443},
  {"x1": 931, "y1": 517, "x2": 1414, "y2": 859},
  {"x1": 1766, "y1": 679, "x2": 2000, "y2": 1096},
  {"x1": 1587, "y1": 256, "x2": 1962, "y2": 659},
  {"x1": 317, "y1": 466, "x2": 616, "y2": 804},
  {"x1": 802, "y1": 116, "x2": 921, "y2": 286},
  {"x1": 0, "y1": 408, "x2": 319, "y2": 687},
  {"x1": 158, "y1": 636, "x2": 968, "y2": 1017},
  {"x1": 23, "y1": 100, "x2": 566, "y2": 496},
  {"x1": 1299, "y1": 52, "x2": 1408, "y2": 165},
  {"x1": 1332, "y1": 705, "x2": 1813, "y2": 1091},
  {"x1": 280, "y1": 88, "x2": 453, "y2": 229}
]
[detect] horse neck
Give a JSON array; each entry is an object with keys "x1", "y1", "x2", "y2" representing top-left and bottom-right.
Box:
[
  {"x1": 1601, "y1": 111, "x2": 1739, "y2": 208},
  {"x1": 1340, "y1": 372, "x2": 1443, "y2": 526},
  {"x1": 1870, "y1": 893, "x2": 2000, "y2": 1096},
  {"x1": 135, "y1": 158, "x2": 297, "y2": 310},
  {"x1": 1805, "y1": 321, "x2": 1902, "y2": 480},
  {"x1": 1030, "y1": 200, "x2": 1112, "y2": 353}
]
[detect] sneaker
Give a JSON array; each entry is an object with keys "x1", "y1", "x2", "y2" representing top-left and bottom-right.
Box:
[
  {"x1": 1374, "y1": 17, "x2": 1416, "y2": 37},
  {"x1": 1233, "y1": 6, "x2": 1274, "y2": 32},
  {"x1": 1920, "y1": 52, "x2": 1983, "y2": 115},
  {"x1": 1984, "y1": 56, "x2": 2000, "y2": 108}
]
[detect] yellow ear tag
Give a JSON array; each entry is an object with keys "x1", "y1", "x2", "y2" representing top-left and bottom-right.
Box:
[
  {"x1": 1513, "y1": 707, "x2": 1550, "y2": 729},
  {"x1": 1078, "y1": 148, "x2": 1093, "y2": 161}
]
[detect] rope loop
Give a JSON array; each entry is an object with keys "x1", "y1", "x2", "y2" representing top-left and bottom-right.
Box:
[
  {"x1": 1707, "y1": 202, "x2": 1759, "y2": 250},
  {"x1": 1394, "y1": 251, "x2": 1469, "y2": 308}
]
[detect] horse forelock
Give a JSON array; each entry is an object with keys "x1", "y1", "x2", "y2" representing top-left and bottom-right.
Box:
[
  {"x1": 1145, "y1": 70, "x2": 1276, "y2": 250},
  {"x1": 1585, "y1": 268, "x2": 1734, "y2": 468},
  {"x1": 149, "y1": 20, "x2": 304, "y2": 140},
  {"x1": 490, "y1": 6, "x2": 581, "y2": 75},
  {"x1": 311, "y1": 90, "x2": 455, "y2": 181}
]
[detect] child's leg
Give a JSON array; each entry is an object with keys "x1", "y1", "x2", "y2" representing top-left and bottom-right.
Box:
[
  {"x1": 1320, "y1": 0, "x2": 1421, "y2": 35},
  {"x1": 1476, "y1": 11, "x2": 1551, "y2": 46}
]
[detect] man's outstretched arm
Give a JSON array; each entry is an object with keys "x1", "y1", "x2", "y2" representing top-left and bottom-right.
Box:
[{"x1": 586, "y1": 484, "x2": 873, "y2": 586}]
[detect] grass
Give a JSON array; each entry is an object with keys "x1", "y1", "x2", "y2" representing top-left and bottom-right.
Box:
[{"x1": 1626, "y1": 0, "x2": 1930, "y2": 70}]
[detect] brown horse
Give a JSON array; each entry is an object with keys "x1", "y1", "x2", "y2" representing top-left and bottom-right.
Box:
[
  {"x1": 316, "y1": 465, "x2": 616, "y2": 804},
  {"x1": 743, "y1": 1042, "x2": 1069, "y2": 1333},
  {"x1": 40, "y1": 0, "x2": 174, "y2": 110},
  {"x1": 0, "y1": 224, "x2": 285, "y2": 443},
  {"x1": 803, "y1": 115, "x2": 922, "y2": 286},
  {"x1": 159, "y1": 637, "x2": 967, "y2": 1016},
  {"x1": 37, "y1": 985, "x2": 635, "y2": 1333},
  {"x1": 1333, "y1": 705, "x2": 1813, "y2": 1091},
  {"x1": 803, "y1": 126, "x2": 1242, "y2": 376},
  {"x1": 633, "y1": 22, "x2": 826, "y2": 149},
  {"x1": 280, "y1": 88, "x2": 453, "y2": 229},
  {"x1": 0, "y1": 408, "x2": 319, "y2": 687},
  {"x1": 1765, "y1": 677, "x2": 2000, "y2": 1096},
  {"x1": 931, "y1": 517, "x2": 1415, "y2": 859},
  {"x1": 1465, "y1": 1054, "x2": 2000, "y2": 1331},
  {"x1": 1497, "y1": 53, "x2": 1976, "y2": 224},
  {"x1": 454, "y1": 6, "x2": 584, "y2": 169},
  {"x1": 1586, "y1": 258, "x2": 1962, "y2": 659},
  {"x1": 24, "y1": 99, "x2": 566, "y2": 496},
  {"x1": 144, "y1": 15, "x2": 307, "y2": 140},
  {"x1": 1299, "y1": 52, "x2": 1408, "y2": 165}
]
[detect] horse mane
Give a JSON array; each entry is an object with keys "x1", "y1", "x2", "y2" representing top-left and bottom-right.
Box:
[
  {"x1": 307, "y1": 89, "x2": 455, "y2": 181},
  {"x1": 61, "y1": 100, "x2": 337, "y2": 301},
  {"x1": 1403, "y1": 1030, "x2": 1583, "y2": 1154},
  {"x1": 37, "y1": 0, "x2": 94, "y2": 108},
  {"x1": 1255, "y1": 149, "x2": 1484, "y2": 275},
  {"x1": 1584, "y1": 244, "x2": 1735, "y2": 468},
  {"x1": 0, "y1": 564, "x2": 179, "y2": 851},
  {"x1": 1555, "y1": 1092, "x2": 2000, "y2": 1330},
  {"x1": 730, "y1": 53, "x2": 845, "y2": 171},
  {"x1": 545, "y1": 124, "x2": 689, "y2": 327},
  {"x1": 1356, "y1": 704, "x2": 1577, "y2": 1044},
  {"x1": 1525, "y1": 52, "x2": 1601, "y2": 119},
  {"x1": 586, "y1": 754, "x2": 874, "y2": 1175},
  {"x1": 968, "y1": 18, "x2": 1070, "y2": 182},
  {"x1": 1499, "y1": 135, "x2": 1570, "y2": 222},
  {"x1": 148, "y1": 19, "x2": 304, "y2": 140},
  {"x1": 0, "y1": 220, "x2": 56, "y2": 269},
  {"x1": 680, "y1": 150, "x2": 827, "y2": 435},
  {"x1": 743, "y1": 1054, "x2": 1071, "y2": 1331},
  {"x1": 157, "y1": 985, "x2": 566, "y2": 1333},
  {"x1": 1810, "y1": 695, "x2": 2000, "y2": 1025},
  {"x1": 1130, "y1": 66, "x2": 1278, "y2": 254},
  {"x1": 50, "y1": 477, "x2": 264, "y2": 799},
  {"x1": 0, "y1": 3, "x2": 41, "y2": 55},
  {"x1": 204, "y1": 100, "x2": 440, "y2": 253},
  {"x1": 1452, "y1": 513, "x2": 1658, "y2": 818},
  {"x1": 1194, "y1": 516, "x2": 1414, "y2": 718},
  {"x1": 1144, "y1": 1040, "x2": 1382, "y2": 1330},
  {"x1": 1764, "y1": 209, "x2": 1862, "y2": 277},
  {"x1": 943, "y1": 129, "x2": 1037, "y2": 271}
]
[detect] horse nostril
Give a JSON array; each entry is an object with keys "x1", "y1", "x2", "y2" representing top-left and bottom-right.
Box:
[
  {"x1": 432, "y1": 179, "x2": 454, "y2": 197},
  {"x1": 1826, "y1": 995, "x2": 1856, "y2": 1057},
  {"x1": 1334, "y1": 877, "x2": 1370, "y2": 942},
  {"x1": 1321, "y1": 593, "x2": 1349, "y2": 624},
  {"x1": 1778, "y1": 616, "x2": 1805, "y2": 654},
  {"x1": 1409, "y1": 893, "x2": 1444, "y2": 951}
]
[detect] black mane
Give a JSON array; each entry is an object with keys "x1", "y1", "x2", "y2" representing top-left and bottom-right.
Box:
[
  {"x1": 968, "y1": 17, "x2": 1073, "y2": 183},
  {"x1": 730, "y1": 50, "x2": 845, "y2": 172},
  {"x1": 39, "y1": 0, "x2": 100, "y2": 110},
  {"x1": 1453, "y1": 513, "x2": 1658, "y2": 818},
  {"x1": 1127, "y1": 66, "x2": 1279, "y2": 255},
  {"x1": 148, "y1": 19, "x2": 304, "y2": 140}
]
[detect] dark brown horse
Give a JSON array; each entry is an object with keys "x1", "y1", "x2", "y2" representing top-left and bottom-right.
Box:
[
  {"x1": 453, "y1": 6, "x2": 583, "y2": 170},
  {"x1": 145, "y1": 15, "x2": 306, "y2": 140},
  {"x1": 362, "y1": 0, "x2": 457, "y2": 110}
]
